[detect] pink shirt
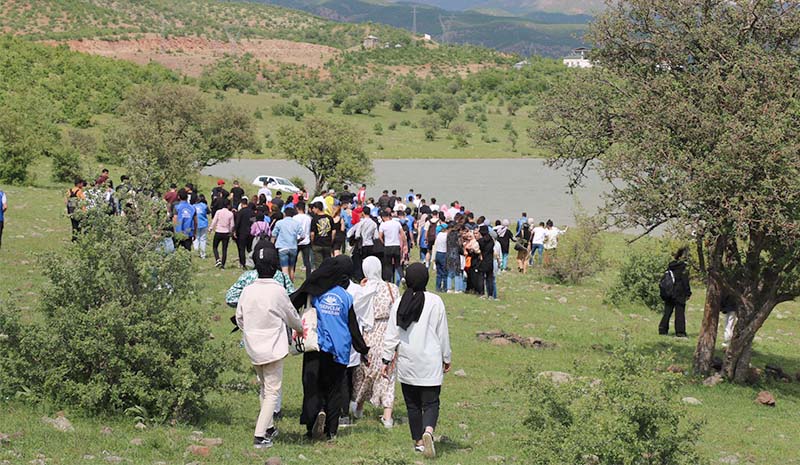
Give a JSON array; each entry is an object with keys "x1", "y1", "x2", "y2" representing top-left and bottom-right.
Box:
[{"x1": 210, "y1": 208, "x2": 235, "y2": 233}]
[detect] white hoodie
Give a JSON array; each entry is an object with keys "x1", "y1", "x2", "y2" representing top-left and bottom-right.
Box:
[
  {"x1": 236, "y1": 279, "x2": 303, "y2": 365},
  {"x1": 382, "y1": 292, "x2": 452, "y2": 386}
]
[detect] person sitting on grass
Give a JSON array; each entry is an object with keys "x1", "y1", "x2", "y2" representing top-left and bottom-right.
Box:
[
  {"x1": 235, "y1": 242, "x2": 303, "y2": 449},
  {"x1": 382, "y1": 263, "x2": 452, "y2": 458}
]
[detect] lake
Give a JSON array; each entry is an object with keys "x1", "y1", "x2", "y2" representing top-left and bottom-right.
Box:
[{"x1": 203, "y1": 158, "x2": 607, "y2": 226}]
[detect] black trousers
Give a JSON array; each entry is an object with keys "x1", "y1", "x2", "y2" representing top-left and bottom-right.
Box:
[
  {"x1": 383, "y1": 245, "x2": 401, "y2": 282},
  {"x1": 235, "y1": 234, "x2": 249, "y2": 267},
  {"x1": 178, "y1": 238, "x2": 192, "y2": 251},
  {"x1": 213, "y1": 232, "x2": 230, "y2": 266},
  {"x1": 299, "y1": 243, "x2": 313, "y2": 274},
  {"x1": 312, "y1": 245, "x2": 332, "y2": 268},
  {"x1": 301, "y1": 351, "x2": 347, "y2": 438},
  {"x1": 0, "y1": 220, "x2": 4, "y2": 249},
  {"x1": 70, "y1": 217, "x2": 81, "y2": 242},
  {"x1": 483, "y1": 270, "x2": 495, "y2": 298},
  {"x1": 659, "y1": 300, "x2": 686, "y2": 336},
  {"x1": 401, "y1": 384, "x2": 441, "y2": 441},
  {"x1": 351, "y1": 245, "x2": 373, "y2": 282}
]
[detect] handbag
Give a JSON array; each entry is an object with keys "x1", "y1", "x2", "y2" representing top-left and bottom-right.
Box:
[{"x1": 289, "y1": 295, "x2": 320, "y2": 355}]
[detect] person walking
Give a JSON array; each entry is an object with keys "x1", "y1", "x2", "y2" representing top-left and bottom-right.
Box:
[
  {"x1": 0, "y1": 188, "x2": 6, "y2": 250},
  {"x1": 494, "y1": 220, "x2": 514, "y2": 272},
  {"x1": 720, "y1": 292, "x2": 738, "y2": 348},
  {"x1": 350, "y1": 212, "x2": 378, "y2": 281},
  {"x1": 432, "y1": 223, "x2": 449, "y2": 292},
  {"x1": 271, "y1": 207, "x2": 303, "y2": 282},
  {"x1": 477, "y1": 225, "x2": 495, "y2": 299},
  {"x1": 351, "y1": 257, "x2": 400, "y2": 428},
  {"x1": 290, "y1": 256, "x2": 369, "y2": 441},
  {"x1": 331, "y1": 206, "x2": 346, "y2": 257},
  {"x1": 173, "y1": 189, "x2": 197, "y2": 251},
  {"x1": 379, "y1": 210, "x2": 404, "y2": 284},
  {"x1": 658, "y1": 247, "x2": 692, "y2": 338},
  {"x1": 211, "y1": 199, "x2": 235, "y2": 268},
  {"x1": 382, "y1": 263, "x2": 451, "y2": 458},
  {"x1": 445, "y1": 225, "x2": 464, "y2": 293},
  {"x1": 310, "y1": 202, "x2": 335, "y2": 266},
  {"x1": 234, "y1": 198, "x2": 254, "y2": 269},
  {"x1": 236, "y1": 242, "x2": 303, "y2": 449},
  {"x1": 530, "y1": 221, "x2": 547, "y2": 266},
  {"x1": 515, "y1": 221, "x2": 532, "y2": 274},
  {"x1": 295, "y1": 202, "x2": 314, "y2": 275},
  {"x1": 192, "y1": 194, "x2": 210, "y2": 259},
  {"x1": 543, "y1": 219, "x2": 566, "y2": 266},
  {"x1": 66, "y1": 179, "x2": 87, "y2": 241}
]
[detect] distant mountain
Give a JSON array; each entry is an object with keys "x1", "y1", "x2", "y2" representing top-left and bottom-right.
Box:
[
  {"x1": 245, "y1": 0, "x2": 590, "y2": 57},
  {"x1": 395, "y1": 0, "x2": 606, "y2": 15}
]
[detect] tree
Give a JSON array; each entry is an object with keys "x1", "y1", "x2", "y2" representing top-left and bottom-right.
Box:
[
  {"x1": 105, "y1": 84, "x2": 258, "y2": 192},
  {"x1": 420, "y1": 115, "x2": 440, "y2": 141},
  {"x1": 0, "y1": 92, "x2": 60, "y2": 184},
  {"x1": 532, "y1": 0, "x2": 800, "y2": 382},
  {"x1": 277, "y1": 117, "x2": 373, "y2": 196},
  {"x1": 389, "y1": 85, "x2": 414, "y2": 111},
  {"x1": 436, "y1": 94, "x2": 460, "y2": 129}
]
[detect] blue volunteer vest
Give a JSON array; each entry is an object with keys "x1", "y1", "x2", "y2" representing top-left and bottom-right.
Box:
[
  {"x1": 0, "y1": 191, "x2": 5, "y2": 222},
  {"x1": 313, "y1": 286, "x2": 354, "y2": 366}
]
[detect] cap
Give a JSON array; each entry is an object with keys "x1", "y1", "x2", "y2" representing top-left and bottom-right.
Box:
[{"x1": 217, "y1": 179, "x2": 225, "y2": 185}]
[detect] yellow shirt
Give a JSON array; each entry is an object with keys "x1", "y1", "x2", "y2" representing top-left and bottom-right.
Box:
[{"x1": 324, "y1": 196, "x2": 335, "y2": 216}]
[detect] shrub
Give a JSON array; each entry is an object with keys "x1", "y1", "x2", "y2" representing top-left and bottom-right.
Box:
[
  {"x1": 518, "y1": 342, "x2": 705, "y2": 465},
  {"x1": 373, "y1": 123, "x2": 383, "y2": 135},
  {"x1": 0, "y1": 197, "x2": 224, "y2": 421},
  {"x1": 388, "y1": 122, "x2": 397, "y2": 131},
  {"x1": 606, "y1": 242, "x2": 673, "y2": 312},
  {"x1": 51, "y1": 146, "x2": 83, "y2": 183},
  {"x1": 289, "y1": 176, "x2": 306, "y2": 190},
  {"x1": 543, "y1": 213, "x2": 606, "y2": 284}
]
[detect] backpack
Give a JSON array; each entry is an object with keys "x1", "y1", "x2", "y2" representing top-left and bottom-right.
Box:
[
  {"x1": 66, "y1": 188, "x2": 80, "y2": 214},
  {"x1": 426, "y1": 224, "x2": 437, "y2": 247},
  {"x1": 659, "y1": 269, "x2": 676, "y2": 300}
]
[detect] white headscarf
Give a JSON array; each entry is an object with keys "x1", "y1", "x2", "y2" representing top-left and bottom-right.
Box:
[{"x1": 352, "y1": 256, "x2": 383, "y2": 331}]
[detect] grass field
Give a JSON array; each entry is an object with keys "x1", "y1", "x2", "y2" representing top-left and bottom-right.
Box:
[{"x1": 1, "y1": 172, "x2": 799, "y2": 465}]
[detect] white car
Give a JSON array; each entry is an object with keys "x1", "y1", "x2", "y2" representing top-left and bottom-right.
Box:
[{"x1": 251, "y1": 175, "x2": 301, "y2": 194}]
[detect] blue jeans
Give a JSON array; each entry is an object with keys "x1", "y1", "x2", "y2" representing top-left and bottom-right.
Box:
[
  {"x1": 434, "y1": 252, "x2": 447, "y2": 291},
  {"x1": 279, "y1": 248, "x2": 298, "y2": 268},
  {"x1": 447, "y1": 270, "x2": 464, "y2": 292},
  {"x1": 501, "y1": 253, "x2": 509, "y2": 271},
  {"x1": 531, "y1": 244, "x2": 544, "y2": 265}
]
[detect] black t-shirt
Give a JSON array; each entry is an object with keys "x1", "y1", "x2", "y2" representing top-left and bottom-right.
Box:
[
  {"x1": 311, "y1": 214, "x2": 334, "y2": 247},
  {"x1": 231, "y1": 187, "x2": 245, "y2": 205},
  {"x1": 338, "y1": 190, "x2": 354, "y2": 205},
  {"x1": 272, "y1": 197, "x2": 285, "y2": 211}
]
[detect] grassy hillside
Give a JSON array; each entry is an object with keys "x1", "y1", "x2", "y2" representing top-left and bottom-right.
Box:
[
  {"x1": 396, "y1": 0, "x2": 606, "y2": 15},
  {"x1": 250, "y1": 0, "x2": 588, "y2": 56},
  {"x1": 0, "y1": 0, "x2": 411, "y2": 49},
  {"x1": 0, "y1": 171, "x2": 799, "y2": 464}
]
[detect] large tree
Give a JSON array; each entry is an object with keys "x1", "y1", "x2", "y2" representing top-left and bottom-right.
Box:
[
  {"x1": 105, "y1": 84, "x2": 258, "y2": 192},
  {"x1": 532, "y1": 0, "x2": 800, "y2": 382},
  {"x1": 277, "y1": 117, "x2": 373, "y2": 196}
]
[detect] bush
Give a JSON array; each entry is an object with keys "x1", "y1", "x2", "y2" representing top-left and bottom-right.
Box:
[
  {"x1": 543, "y1": 213, "x2": 605, "y2": 284},
  {"x1": 51, "y1": 146, "x2": 83, "y2": 183},
  {"x1": 0, "y1": 197, "x2": 224, "y2": 421},
  {"x1": 373, "y1": 123, "x2": 383, "y2": 135},
  {"x1": 606, "y1": 242, "x2": 672, "y2": 312},
  {"x1": 519, "y1": 342, "x2": 705, "y2": 465},
  {"x1": 289, "y1": 176, "x2": 306, "y2": 191}
]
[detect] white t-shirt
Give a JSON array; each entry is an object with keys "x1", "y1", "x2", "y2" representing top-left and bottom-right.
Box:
[
  {"x1": 294, "y1": 213, "x2": 312, "y2": 246},
  {"x1": 257, "y1": 187, "x2": 272, "y2": 202},
  {"x1": 433, "y1": 231, "x2": 448, "y2": 254},
  {"x1": 544, "y1": 227, "x2": 564, "y2": 250},
  {"x1": 379, "y1": 219, "x2": 403, "y2": 247},
  {"x1": 532, "y1": 226, "x2": 547, "y2": 245}
]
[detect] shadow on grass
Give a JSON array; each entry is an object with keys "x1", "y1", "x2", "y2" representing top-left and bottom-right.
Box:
[{"x1": 641, "y1": 337, "x2": 800, "y2": 399}]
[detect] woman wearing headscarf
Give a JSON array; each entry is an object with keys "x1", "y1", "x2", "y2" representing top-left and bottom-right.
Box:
[
  {"x1": 290, "y1": 256, "x2": 370, "y2": 441},
  {"x1": 382, "y1": 263, "x2": 452, "y2": 458},
  {"x1": 445, "y1": 224, "x2": 464, "y2": 293},
  {"x1": 493, "y1": 219, "x2": 514, "y2": 272},
  {"x1": 477, "y1": 225, "x2": 496, "y2": 298},
  {"x1": 235, "y1": 242, "x2": 303, "y2": 449},
  {"x1": 351, "y1": 257, "x2": 400, "y2": 428}
]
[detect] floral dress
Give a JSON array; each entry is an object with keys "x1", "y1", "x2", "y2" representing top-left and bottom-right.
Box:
[{"x1": 353, "y1": 281, "x2": 399, "y2": 409}]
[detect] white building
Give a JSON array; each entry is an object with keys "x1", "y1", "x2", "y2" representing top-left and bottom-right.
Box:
[
  {"x1": 563, "y1": 48, "x2": 593, "y2": 68},
  {"x1": 513, "y1": 60, "x2": 529, "y2": 70},
  {"x1": 363, "y1": 35, "x2": 380, "y2": 49}
]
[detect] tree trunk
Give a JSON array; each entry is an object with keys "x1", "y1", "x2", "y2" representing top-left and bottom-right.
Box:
[
  {"x1": 313, "y1": 176, "x2": 325, "y2": 198},
  {"x1": 723, "y1": 297, "x2": 776, "y2": 383},
  {"x1": 692, "y1": 235, "x2": 726, "y2": 375},
  {"x1": 693, "y1": 272, "x2": 722, "y2": 375}
]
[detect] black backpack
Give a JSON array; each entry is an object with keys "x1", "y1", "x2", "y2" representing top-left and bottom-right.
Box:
[{"x1": 659, "y1": 269, "x2": 676, "y2": 300}]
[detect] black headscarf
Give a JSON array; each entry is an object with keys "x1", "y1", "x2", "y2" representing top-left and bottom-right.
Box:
[
  {"x1": 253, "y1": 241, "x2": 279, "y2": 279},
  {"x1": 397, "y1": 263, "x2": 428, "y2": 330},
  {"x1": 290, "y1": 255, "x2": 353, "y2": 309}
]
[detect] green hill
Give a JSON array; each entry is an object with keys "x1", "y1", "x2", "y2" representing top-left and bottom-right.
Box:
[{"x1": 246, "y1": 0, "x2": 589, "y2": 57}]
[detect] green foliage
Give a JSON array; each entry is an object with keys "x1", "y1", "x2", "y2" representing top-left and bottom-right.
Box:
[
  {"x1": 289, "y1": 176, "x2": 306, "y2": 191},
  {"x1": 606, "y1": 242, "x2": 672, "y2": 312},
  {"x1": 519, "y1": 342, "x2": 705, "y2": 465},
  {"x1": 544, "y1": 214, "x2": 606, "y2": 284},
  {"x1": 199, "y1": 56, "x2": 257, "y2": 93},
  {"x1": 272, "y1": 99, "x2": 306, "y2": 120},
  {"x1": 105, "y1": 84, "x2": 258, "y2": 191},
  {"x1": 373, "y1": 123, "x2": 383, "y2": 135},
  {"x1": 420, "y1": 115, "x2": 440, "y2": 141},
  {"x1": 277, "y1": 117, "x2": 372, "y2": 196},
  {"x1": 389, "y1": 85, "x2": 414, "y2": 111},
  {"x1": 449, "y1": 123, "x2": 470, "y2": 148},
  {"x1": 50, "y1": 146, "x2": 83, "y2": 183},
  {"x1": 0, "y1": 92, "x2": 60, "y2": 184},
  {"x1": 0, "y1": 196, "x2": 224, "y2": 420}
]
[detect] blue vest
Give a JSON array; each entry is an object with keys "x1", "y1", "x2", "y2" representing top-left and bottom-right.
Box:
[
  {"x1": 174, "y1": 201, "x2": 195, "y2": 237},
  {"x1": 0, "y1": 191, "x2": 5, "y2": 222},
  {"x1": 313, "y1": 286, "x2": 353, "y2": 366}
]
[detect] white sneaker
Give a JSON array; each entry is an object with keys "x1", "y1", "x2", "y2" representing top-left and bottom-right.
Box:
[
  {"x1": 381, "y1": 417, "x2": 394, "y2": 429},
  {"x1": 422, "y1": 431, "x2": 435, "y2": 458}
]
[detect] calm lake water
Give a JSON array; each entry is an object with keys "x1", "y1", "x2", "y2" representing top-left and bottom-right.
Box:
[{"x1": 203, "y1": 158, "x2": 607, "y2": 226}]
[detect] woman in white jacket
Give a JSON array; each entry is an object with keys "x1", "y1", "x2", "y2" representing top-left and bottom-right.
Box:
[
  {"x1": 382, "y1": 263, "x2": 452, "y2": 458},
  {"x1": 236, "y1": 242, "x2": 303, "y2": 449}
]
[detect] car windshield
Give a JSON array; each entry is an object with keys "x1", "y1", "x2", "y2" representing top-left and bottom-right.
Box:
[{"x1": 274, "y1": 177, "x2": 292, "y2": 186}]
